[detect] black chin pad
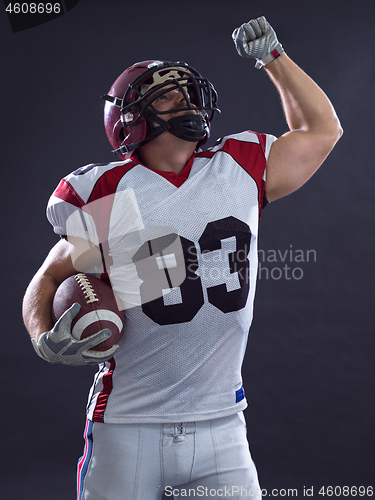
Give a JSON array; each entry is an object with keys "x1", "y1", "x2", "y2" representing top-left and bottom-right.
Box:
[{"x1": 166, "y1": 114, "x2": 209, "y2": 142}]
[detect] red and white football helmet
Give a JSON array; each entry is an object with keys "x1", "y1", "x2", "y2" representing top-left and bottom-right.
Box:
[{"x1": 102, "y1": 60, "x2": 220, "y2": 159}]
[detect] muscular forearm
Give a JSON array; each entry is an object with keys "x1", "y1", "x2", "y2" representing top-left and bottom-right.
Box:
[
  {"x1": 22, "y1": 239, "x2": 80, "y2": 340},
  {"x1": 265, "y1": 53, "x2": 342, "y2": 139},
  {"x1": 22, "y1": 271, "x2": 58, "y2": 340}
]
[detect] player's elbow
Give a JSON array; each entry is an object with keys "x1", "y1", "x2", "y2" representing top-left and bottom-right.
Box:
[
  {"x1": 322, "y1": 115, "x2": 343, "y2": 150},
  {"x1": 312, "y1": 119, "x2": 343, "y2": 160},
  {"x1": 330, "y1": 117, "x2": 343, "y2": 144},
  {"x1": 304, "y1": 106, "x2": 343, "y2": 153}
]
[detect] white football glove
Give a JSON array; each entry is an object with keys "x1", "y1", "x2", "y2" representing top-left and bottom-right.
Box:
[
  {"x1": 232, "y1": 16, "x2": 284, "y2": 69},
  {"x1": 31, "y1": 303, "x2": 119, "y2": 365}
]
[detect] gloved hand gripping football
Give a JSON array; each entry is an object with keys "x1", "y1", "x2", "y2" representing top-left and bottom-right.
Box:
[
  {"x1": 32, "y1": 303, "x2": 119, "y2": 365},
  {"x1": 232, "y1": 16, "x2": 284, "y2": 69}
]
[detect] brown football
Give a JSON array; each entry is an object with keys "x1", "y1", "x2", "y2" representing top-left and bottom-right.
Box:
[{"x1": 52, "y1": 273, "x2": 124, "y2": 351}]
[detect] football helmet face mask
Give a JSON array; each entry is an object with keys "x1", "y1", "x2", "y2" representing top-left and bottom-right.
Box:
[{"x1": 102, "y1": 60, "x2": 220, "y2": 159}]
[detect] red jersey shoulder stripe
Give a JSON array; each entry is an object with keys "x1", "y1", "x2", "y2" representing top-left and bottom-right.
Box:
[
  {"x1": 53, "y1": 178, "x2": 86, "y2": 208},
  {"x1": 88, "y1": 161, "x2": 138, "y2": 204}
]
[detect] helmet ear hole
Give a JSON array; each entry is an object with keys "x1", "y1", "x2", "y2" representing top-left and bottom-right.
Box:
[
  {"x1": 111, "y1": 119, "x2": 125, "y2": 149},
  {"x1": 117, "y1": 118, "x2": 148, "y2": 159}
]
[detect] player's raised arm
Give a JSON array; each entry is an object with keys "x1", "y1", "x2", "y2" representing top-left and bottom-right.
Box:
[{"x1": 232, "y1": 16, "x2": 343, "y2": 201}]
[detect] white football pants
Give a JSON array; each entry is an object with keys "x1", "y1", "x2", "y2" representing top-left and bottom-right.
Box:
[{"x1": 77, "y1": 412, "x2": 262, "y2": 499}]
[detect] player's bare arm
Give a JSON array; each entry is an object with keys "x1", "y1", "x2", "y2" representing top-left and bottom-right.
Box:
[
  {"x1": 22, "y1": 237, "x2": 117, "y2": 365},
  {"x1": 22, "y1": 238, "x2": 79, "y2": 340},
  {"x1": 233, "y1": 16, "x2": 343, "y2": 202},
  {"x1": 264, "y1": 54, "x2": 342, "y2": 201}
]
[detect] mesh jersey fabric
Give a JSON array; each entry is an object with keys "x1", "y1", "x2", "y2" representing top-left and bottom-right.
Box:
[{"x1": 47, "y1": 130, "x2": 276, "y2": 423}]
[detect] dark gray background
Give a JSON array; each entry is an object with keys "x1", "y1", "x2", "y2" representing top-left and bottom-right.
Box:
[{"x1": 2, "y1": 0, "x2": 374, "y2": 498}]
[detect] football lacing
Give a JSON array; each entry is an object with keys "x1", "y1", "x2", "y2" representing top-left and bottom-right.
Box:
[{"x1": 75, "y1": 273, "x2": 99, "y2": 304}]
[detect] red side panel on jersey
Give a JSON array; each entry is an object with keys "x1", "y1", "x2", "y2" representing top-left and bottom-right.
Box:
[
  {"x1": 255, "y1": 131, "x2": 267, "y2": 156},
  {"x1": 252, "y1": 132, "x2": 268, "y2": 216},
  {"x1": 92, "y1": 358, "x2": 116, "y2": 423}
]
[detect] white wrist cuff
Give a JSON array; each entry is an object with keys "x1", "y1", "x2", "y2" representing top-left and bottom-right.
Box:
[
  {"x1": 31, "y1": 333, "x2": 51, "y2": 362},
  {"x1": 255, "y1": 43, "x2": 284, "y2": 69}
]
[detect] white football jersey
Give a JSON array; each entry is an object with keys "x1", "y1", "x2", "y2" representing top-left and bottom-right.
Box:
[{"x1": 47, "y1": 131, "x2": 276, "y2": 423}]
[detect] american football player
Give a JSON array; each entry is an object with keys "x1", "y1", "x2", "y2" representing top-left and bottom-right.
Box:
[{"x1": 23, "y1": 17, "x2": 342, "y2": 500}]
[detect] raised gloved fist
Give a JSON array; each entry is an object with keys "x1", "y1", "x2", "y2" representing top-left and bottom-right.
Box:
[
  {"x1": 32, "y1": 303, "x2": 119, "y2": 365},
  {"x1": 232, "y1": 16, "x2": 284, "y2": 69}
]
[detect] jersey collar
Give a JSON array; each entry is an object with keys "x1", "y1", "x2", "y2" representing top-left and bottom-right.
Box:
[{"x1": 130, "y1": 151, "x2": 196, "y2": 188}]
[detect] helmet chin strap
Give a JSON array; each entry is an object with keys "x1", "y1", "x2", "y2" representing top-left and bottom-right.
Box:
[
  {"x1": 112, "y1": 113, "x2": 209, "y2": 156},
  {"x1": 150, "y1": 113, "x2": 209, "y2": 143}
]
